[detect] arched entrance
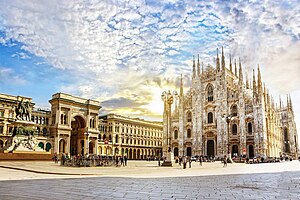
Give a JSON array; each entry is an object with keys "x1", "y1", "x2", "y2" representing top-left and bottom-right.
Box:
[
  {"x1": 232, "y1": 145, "x2": 239, "y2": 158},
  {"x1": 187, "y1": 147, "x2": 192, "y2": 157},
  {"x1": 207, "y1": 140, "x2": 214, "y2": 158},
  {"x1": 70, "y1": 116, "x2": 86, "y2": 156},
  {"x1": 89, "y1": 141, "x2": 94, "y2": 154},
  {"x1": 248, "y1": 145, "x2": 254, "y2": 158},
  {"x1": 137, "y1": 149, "x2": 140, "y2": 159},
  {"x1": 174, "y1": 147, "x2": 179, "y2": 157},
  {"x1": 59, "y1": 139, "x2": 66, "y2": 153}
]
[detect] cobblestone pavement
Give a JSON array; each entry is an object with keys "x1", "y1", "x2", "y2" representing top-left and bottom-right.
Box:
[{"x1": 0, "y1": 171, "x2": 299, "y2": 200}]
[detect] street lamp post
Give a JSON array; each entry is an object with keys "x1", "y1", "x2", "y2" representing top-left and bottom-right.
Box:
[
  {"x1": 161, "y1": 90, "x2": 177, "y2": 166},
  {"x1": 223, "y1": 115, "x2": 232, "y2": 160}
]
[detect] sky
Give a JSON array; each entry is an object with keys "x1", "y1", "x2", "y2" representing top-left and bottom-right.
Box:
[{"x1": 0, "y1": 0, "x2": 300, "y2": 138}]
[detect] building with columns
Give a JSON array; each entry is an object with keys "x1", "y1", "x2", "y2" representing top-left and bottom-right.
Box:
[
  {"x1": 162, "y1": 48, "x2": 298, "y2": 159},
  {"x1": 98, "y1": 114, "x2": 163, "y2": 159},
  {"x1": 0, "y1": 92, "x2": 163, "y2": 159}
]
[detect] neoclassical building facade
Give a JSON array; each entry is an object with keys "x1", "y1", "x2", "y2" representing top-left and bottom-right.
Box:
[
  {"x1": 162, "y1": 48, "x2": 298, "y2": 159},
  {"x1": 0, "y1": 92, "x2": 163, "y2": 159},
  {"x1": 98, "y1": 114, "x2": 163, "y2": 159}
]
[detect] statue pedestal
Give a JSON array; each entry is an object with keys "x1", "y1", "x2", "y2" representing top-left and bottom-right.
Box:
[{"x1": 161, "y1": 152, "x2": 174, "y2": 167}]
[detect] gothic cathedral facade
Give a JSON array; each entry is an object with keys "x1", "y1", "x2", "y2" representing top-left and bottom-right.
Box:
[{"x1": 162, "y1": 48, "x2": 298, "y2": 159}]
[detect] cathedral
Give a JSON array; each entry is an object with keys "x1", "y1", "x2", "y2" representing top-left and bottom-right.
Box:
[{"x1": 162, "y1": 47, "x2": 298, "y2": 160}]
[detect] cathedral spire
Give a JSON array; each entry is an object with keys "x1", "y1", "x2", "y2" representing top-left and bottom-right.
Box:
[
  {"x1": 253, "y1": 69, "x2": 257, "y2": 96},
  {"x1": 192, "y1": 55, "x2": 196, "y2": 78},
  {"x1": 289, "y1": 94, "x2": 293, "y2": 111},
  {"x1": 257, "y1": 64, "x2": 263, "y2": 96},
  {"x1": 279, "y1": 95, "x2": 282, "y2": 109},
  {"x1": 229, "y1": 55, "x2": 232, "y2": 72},
  {"x1": 197, "y1": 54, "x2": 200, "y2": 77},
  {"x1": 246, "y1": 73, "x2": 249, "y2": 89},
  {"x1": 180, "y1": 74, "x2": 183, "y2": 97},
  {"x1": 238, "y1": 58, "x2": 243, "y2": 85},
  {"x1": 216, "y1": 48, "x2": 220, "y2": 72},
  {"x1": 221, "y1": 46, "x2": 225, "y2": 71},
  {"x1": 234, "y1": 59, "x2": 237, "y2": 76}
]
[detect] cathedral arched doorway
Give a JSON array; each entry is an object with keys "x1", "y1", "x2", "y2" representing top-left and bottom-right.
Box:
[
  {"x1": 70, "y1": 116, "x2": 86, "y2": 156},
  {"x1": 207, "y1": 140, "x2": 214, "y2": 158},
  {"x1": 174, "y1": 147, "x2": 179, "y2": 157},
  {"x1": 186, "y1": 147, "x2": 192, "y2": 157},
  {"x1": 248, "y1": 145, "x2": 254, "y2": 158},
  {"x1": 232, "y1": 145, "x2": 239, "y2": 158}
]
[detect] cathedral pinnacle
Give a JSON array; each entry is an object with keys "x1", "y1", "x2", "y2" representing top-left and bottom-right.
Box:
[
  {"x1": 253, "y1": 69, "x2": 257, "y2": 96},
  {"x1": 180, "y1": 74, "x2": 183, "y2": 97},
  {"x1": 197, "y1": 54, "x2": 200, "y2": 77},
  {"x1": 192, "y1": 55, "x2": 196, "y2": 78},
  {"x1": 257, "y1": 65, "x2": 263, "y2": 96},
  {"x1": 238, "y1": 58, "x2": 243, "y2": 85},
  {"x1": 246, "y1": 73, "x2": 249, "y2": 89},
  {"x1": 229, "y1": 56, "x2": 232, "y2": 72},
  {"x1": 221, "y1": 46, "x2": 225, "y2": 71},
  {"x1": 216, "y1": 48, "x2": 220, "y2": 72},
  {"x1": 234, "y1": 59, "x2": 237, "y2": 76}
]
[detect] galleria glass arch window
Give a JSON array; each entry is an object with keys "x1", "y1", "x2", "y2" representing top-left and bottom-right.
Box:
[
  {"x1": 247, "y1": 122, "x2": 253, "y2": 134},
  {"x1": 208, "y1": 112, "x2": 213, "y2": 124},
  {"x1": 231, "y1": 105, "x2": 238, "y2": 116},
  {"x1": 174, "y1": 130, "x2": 178, "y2": 139},
  {"x1": 207, "y1": 85, "x2": 214, "y2": 102},
  {"x1": 187, "y1": 129, "x2": 191, "y2": 138},
  {"x1": 187, "y1": 112, "x2": 192, "y2": 122},
  {"x1": 232, "y1": 124, "x2": 238, "y2": 135}
]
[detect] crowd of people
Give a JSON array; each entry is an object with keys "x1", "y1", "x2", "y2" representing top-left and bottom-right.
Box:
[{"x1": 52, "y1": 153, "x2": 129, "y2": 167}]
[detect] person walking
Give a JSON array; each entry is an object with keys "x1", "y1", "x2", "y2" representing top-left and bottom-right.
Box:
[
  {"x1": 124, "y1": 156, "x2": 128, "y2": 166},
  {"x1": 223, "y1": 155, "x2": 227, "y2": 167},
  {"x1": 120, "y1": 156, "x2": 124, "y2": 166},
  {"x1": 199, "y1": 156, "x2": 203, "y2": 166},
  {"x1": 188, "y1": 157, "x2": 192, "y2": 168}
]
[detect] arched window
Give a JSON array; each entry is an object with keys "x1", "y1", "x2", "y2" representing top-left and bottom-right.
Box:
[
  {"x1": 247, "y1": 122, "x2": 252, "y2": 134},
  {"x1": 187, "y1": 129, "x2": 191, "y2": 138},
  {"x1": 98, "y1": 134, "x2": 101, "y2": 140},
  {"x1": 115, "y1": 135, "x2": 118, "y2": 143},
  {"x1": 174, "y1": 130, "x2": 178, "y2": 139},
  {"x1": 232, "y1": 124, "x2": 238, "y2": 135},
  {"x1": 42, "y1": 128, "x2": 47, "y2": 136},
  {"x1": 109, "y1": 134, "x2": 112, "y2": 141},
  {"x1": 187, "y1": 112, "x2": 192, "y2": 122},
  {"x1": 207, "y1": 85, "x2": 214, "y2": 102},
  {"x1": 231, "y1": 105, "x2": 238, "y2": 116},
  {"x1": 208, "y1": 112, "x2": 213, "y2": 123}
]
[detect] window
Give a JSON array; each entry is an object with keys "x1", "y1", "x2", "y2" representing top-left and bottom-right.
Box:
[
  {"x1": 208, "y1": 112, "x2": 213, "y2": 123},
  {"x1": 115, "y1": 135, "x2": 118, "y2": 143},
  {"x1": 232, "y1": 124, "x2": 238, "y2": 135},
  {"x1": 0, "y1": 110, "x2": 4, "y2": 117},
  {"x1": 231, "y1": 105, "x2": 238, "y2": 116},
  {"x1": 174, "y1": 130, "x2": 178, "y2": 139},
  {"x1": 0, "y1": 126, "x2": 3, "y2": 133},
  {"x1": 207, "y1": 85, "x2": 214, "y2": 102},
  {"x1": 247, "y1": 122, "x2": 252, "y2": 134},
  {"x1": 187, "y1": 112, "x2": 192, "y2": 122},
  {"x1": 187, "y1": 129, "x2": 191, "y2": 138}
]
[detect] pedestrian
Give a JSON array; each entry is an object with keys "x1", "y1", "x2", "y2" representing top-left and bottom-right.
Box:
[
  {"x1": 199, "y1": 156, "x2": 202, "y2": 166},
  {"x1": 188, "y1": 157, "x2": 192, "y2": 168},
  {"x1": 158, "y1": 158, "x2": 161, "y2": 166},
  {"x1": 223, "y1": 155, "x2": 227, "y2": 167},
  {"x1": 120, "y1": 156, "x2": 124, "y2": 166},
  {"x1": 183, "y1": 157, "x2": 186, "y2": 169},
  {"x1": 124, "y1": 156, "x2": 128, "y2": 166}
]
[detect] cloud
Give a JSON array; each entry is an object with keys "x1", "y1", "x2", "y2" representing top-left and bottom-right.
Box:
[
  {"x1": 0, "y1": 0, "x2": 299, "y2": 127},
  {"x1": 0, "y1": 67, "x2": 27, "y2": 85}
]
